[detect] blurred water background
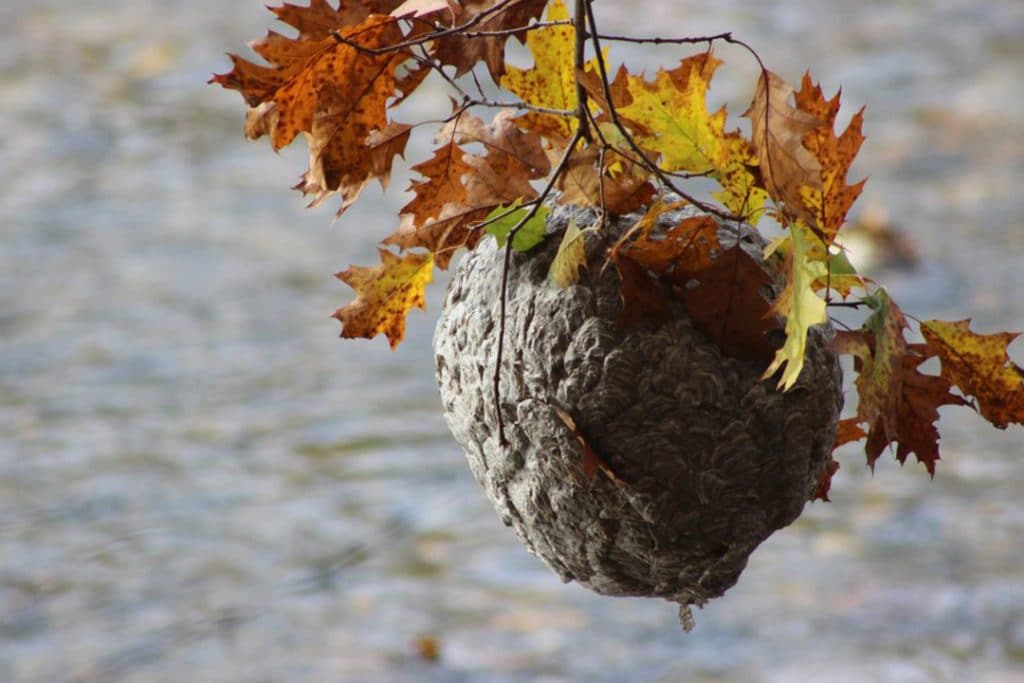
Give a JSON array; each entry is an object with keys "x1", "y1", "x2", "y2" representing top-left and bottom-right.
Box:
[{"x1": 2, "y1": 1, "x2": 1023, "y2": 681}]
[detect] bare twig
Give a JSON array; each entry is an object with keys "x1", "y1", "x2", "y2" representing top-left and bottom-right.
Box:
[
  {"x1": 573, "y1": 0, "x2": 592, "y2": 143},
  {"x1": 595, "y1": 31, "x2": 734, "y2": 45},
  {"x1": 494, "y1": 128, "x2": 585, "y2": 446},
  {"x1": 332, "y1": 0, "x2": 527, "y2": 55},
  {"x1": 580, "y1": 0, "x2": 741, "y2": 223}
]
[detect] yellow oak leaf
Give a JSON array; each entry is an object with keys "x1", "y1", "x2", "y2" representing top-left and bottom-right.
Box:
[
  {"x1": 762, "y1": 224, "x2": 828, "y2": 390},
  {"x1": 619, "y1": 53, "x2": 766, "y2": 221},
  {"x1": 920, "y1": 319, "x2": 1024, "y2": 428},
  {"x1": 549, "y1": 220, "x2": 586, "y2": 287},
  {"x1": 500, "y1": 0, "x2": 598, "y2": 142},
  {"x1": 333, "y1": 249, "x2": 434, "y2": 348}
]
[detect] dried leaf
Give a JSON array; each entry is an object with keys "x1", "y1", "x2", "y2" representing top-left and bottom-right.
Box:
[
  {"x1": 921, "y1": 319, "x2": 1024, "y2": 428},
  {"x1": 500, "y1": 0, "x2": 598, "y2": 142},
  {"x1": 333, "y1": 249, "x2": 434, "y2": 348},
  {"x1": 617, "y1": 211, "x2": 721, "y2": 276},
  {"x1": 555, "y1": 143, "x2": 654, "y2": 214},
  {"x1": 553, "y1": 407, "x2": 620, "y2": 483},
  {"x1": 744, "y1": 71, "x2": 865, "y2": 241},
  {"x1": 794, "y1": 74, "x2": 867, "y2": 242},
  {"x1": 549, "y1": 220, "x2": 586, "y2": 287},
  {"x1": 391, "y1": 0, "x2": 455, "y2": 20},
  {"x1": 432, "y1": 0, "x2": 548, "y2": 81},
  {"x1": 832, "y1": 292, "x2": 967, "y2": 475},
  {"x1": 610, "y1": 251, "x2": 672, "y2": 329},
  {"x1": 834, "y1": 418, "x2": 867, "y2": 448},
  {"x1": 211, "y1": 12, "x2": 413, "y2": 214},
  {"x1": 812, "y1": 457, "x2": 840, "y2": 502},
  {"x1": 385, "y1": 111, "x2": 547, "y2": 268},
  {"x1": 679, "y1": 245, "x2": 781, "y2": 362},
  {"x1": 743, "y1": 70, "x2": 823, "y2": 229}
]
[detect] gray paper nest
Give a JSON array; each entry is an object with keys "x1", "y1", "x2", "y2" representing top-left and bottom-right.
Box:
[{"x1": 433, "y1": 202, "x2": 842, "y2": 628}]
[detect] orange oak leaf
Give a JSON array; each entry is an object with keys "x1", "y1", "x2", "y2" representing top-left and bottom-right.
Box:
[
  {"x1": 500, "y1": 0, "x2": 598, "y2": 142},
  {"x1": 617, "y1": 211, "x2": 721, "y2": 276},
  {"x1": 455, "y1": 111, "x2": 550, "y2": 206},
  {"x1": 834, "y1": 417, "x2": 867, "y2": 448},
  {"x1": 333, "y1": 249, "x2": 434, "y2": 348},
  {"x1": 793, "y1": 74, "x2": 866, "y2": 242},
  {"x1": 385, "y1": 111, "x2": 548, "y2": 268},
  {"x1": 744, "y1": 70, "x2": 866, "y2": 242},
  {"x1": 269, "y1": 0, "x2": 378, "y2": 38},
  {"x1": 920, "y1": 319, "x2": 1024, "y2": 429},
  {"x1": 210, "y1": 10, "x2": 414, "y2": 215},
  {"x1": 432, "y1": 0, "x2": 548, "y2": 80}
]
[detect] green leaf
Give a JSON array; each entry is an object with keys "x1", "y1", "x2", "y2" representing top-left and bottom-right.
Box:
[{"x1": 485, "y1": 201, "x2": 550, "y2": 252}]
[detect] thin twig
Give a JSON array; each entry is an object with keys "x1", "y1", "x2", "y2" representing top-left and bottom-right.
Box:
[
  {"x1": 331, "y1": 0, "x2": 523, "y2": 55},
  {"x1": 494, "y1": 128, "x2": 585, "y2": 446},
  {"x1": 581, "y1": 0, "x2": 740, "y2": 223},
  {"x1": 463, "y1": 20, "x2": 573, "y2": 38},
  {"x1": 573, "y1": 0, "x2": 592, "y2": 143},
  {"x1": 595, "y1": 31, "x2": 734, "y2": 45}
]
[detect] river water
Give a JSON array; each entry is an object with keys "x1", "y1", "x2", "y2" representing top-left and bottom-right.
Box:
[{"x1": 2, "y1": 1, "x2": 1023, "y2": 681}]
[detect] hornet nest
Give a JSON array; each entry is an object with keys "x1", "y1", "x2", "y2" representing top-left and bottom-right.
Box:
[{"x1": 433, "y1": 201, "x2": 843, "y2": 628}]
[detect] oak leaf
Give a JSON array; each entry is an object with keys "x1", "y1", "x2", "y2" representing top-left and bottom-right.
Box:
[
  {"x1": 432, "y1": 0, "x2": 548, "y2": 81},
  {"x1": 610, "y1": 251, "x2": 672, "y2": 329},
  {"x1": 744, "y1": 71, "x2": 865, "y2": 242},
  {"x1": 762, "y1": 225, "x2": 828, "y2": 389},
  {"x1": 744, "y1": 70, "x2": 823, "y2": 230},
  {"x1": 553, "y1": 407, "x2": 621, "y2": 483},
  {"x1": 385, "y1": 111, "x2": 548, "y2": 268},
  {"x1": 211, "y1": 11, "x2": 413, "y2": 215},
  {"x1": 832, "y1": 293, "x2": 967, "y2": 474},
  {"x1": 555, "y1": 143, "x2": 655, "y2": 214},
  {"x1": 920, "y1": 319, "x2": 1024, "y2": 428},
  {"x1": 500, "y1": 0, "x2": 597, "y2": 142},
  {"x1": 333, "y1": 249, "x2": 434, "y2": 348},
  {"x1": 617, "y1": 207, "x2": 721, "y2": 276},
  {"x1": 548, "y1": 220, "x2": 587, "y2": 287},
  {"x1": 619, "y1": 53, "x2": 767, "y2": 220},
  {"x1": 793, "y1": 74, "x2": 866, "y2": 242},
  {"x1": 812, "y1": 457, "x2": 840, "y2": 502},
  {"x1": 678, "y1": 245, "x2": 781, "y2": 362}
]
